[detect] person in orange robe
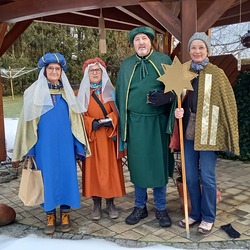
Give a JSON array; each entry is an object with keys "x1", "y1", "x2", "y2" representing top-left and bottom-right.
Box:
[{"x1": 77, "y1": 58, "x2": 126, "y2": 221}]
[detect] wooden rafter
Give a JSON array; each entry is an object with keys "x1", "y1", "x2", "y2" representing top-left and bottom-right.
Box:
[
  {"x1": 140, "y1": 1, "x2": 181, "y2": 41},
  {"x1": 116, "y1": 6, "x2": 166, "y2": 34},
  {"x1": 181, "y1": 0, "x2": 197, "y2": 63},
  {"x1": 0, "y1": 0, "x2": 156, "y2": 23},
  {"x1": 198, "y1": 0, "x2": 237, "y2": 32},
  {"x1": 70, "y1": 8, "x2": 142, "y2": 28},
  {"x1": 0, "y1": 20, "x2": 32, "y2": 57},
  {"x1": 0, "y1": 22, "x2": 8, "y2": 49}
]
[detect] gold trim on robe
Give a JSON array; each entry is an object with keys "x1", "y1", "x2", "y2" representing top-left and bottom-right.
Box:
[{"x1": 201, "y1": 73, "x2": 212, "y2": 145}]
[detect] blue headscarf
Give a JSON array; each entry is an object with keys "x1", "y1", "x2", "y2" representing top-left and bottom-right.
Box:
[{"x1": 37, "y1": 52, "x2": 68, "y2": 72}]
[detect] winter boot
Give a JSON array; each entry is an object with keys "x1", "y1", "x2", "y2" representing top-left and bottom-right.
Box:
[
  {"x1": 44, "y1": 211, "x2": 56, "y2": 234},
  {"x1": 60, "y1": 211, "x2": 72, "y2": 233},
  {"x1": 92, "y1": 196, "x2": 102, "y2": 220},
  {"x1": 106, "y1": 198, "x2": 119, "y2": 219},
  {"x1": 125, "y1": 206, "x2": 148, "y2": 225},
  {"x1": 155, "y1": 209, "x2": 172, "y2": 227}
]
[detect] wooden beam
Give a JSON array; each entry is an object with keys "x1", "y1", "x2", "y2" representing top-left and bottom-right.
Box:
[
  {"x1": 181, "y1": 0, "x2": 197, "y2": 63},
  {"x1": 0, "y1": 22, "x2": 8, "y2": 49},
  {"x1": 197, "y1": 0, "x2": 236, "y2": 32},
  {"x1": 163, "y1": 33, "x2": 173, "y2": 55},
  {"x1": 215, "y1": 1, "x2": 250, "y2": 21},
  {"x1": 213, "y1": 1, "x2": 250, "y2": 27},
  {"x1": 0, "y1": 0, "x2": 157, "y2": 23},
  {"x1": 116, "y1": 6, "x2": 166, "y2": 34},
  {"x1": 171, "y1": 42, "x2": 180, "y2": 60},
  {"x1": 0, "y1": 77, "x2": 6, "y2": 161},
  {"x1": 140, "y1": 1, "x2": 181, "y2": 40},
  {"x1": 171, "y1": 1, "x2": 180, "y2": 16},
  {"x1": 38, "y1": 14, "x2": 137, "y2": 31},
  {"x1": 167, "y1": 2, "x2": 180, "y2": 55},
  {"x1": 71, "y1": 8, "x2": 143, "y2": 27},
  {"x1": 210, "y1": 55, "x2": 238, "y2": 84},
  {"x1": 0, "y1": 20, "x2": 32, "y2": 57}
]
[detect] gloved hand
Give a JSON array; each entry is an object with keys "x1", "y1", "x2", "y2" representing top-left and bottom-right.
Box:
[
  {"x1": 92, "y1": 120, "x2": 101, "y2": 131},
  {"x1": 103, "y1": 121, "x2": 112, "y2": 127},
  {"x1": 148, "y1": 90, "x2": 174, "y2": 106}
]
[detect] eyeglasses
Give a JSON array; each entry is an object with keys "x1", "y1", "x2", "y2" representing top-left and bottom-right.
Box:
[
  {"x1": 47, "y1": 66, "x2": 62, "y2": 72},
  {"x1": 89, "y1": 68, "x2": 102, "y2": 74}
]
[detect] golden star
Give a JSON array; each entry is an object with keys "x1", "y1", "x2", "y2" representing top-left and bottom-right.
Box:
[{"x1": 157, "y1": 56, "x2": 198, "y2": 96}]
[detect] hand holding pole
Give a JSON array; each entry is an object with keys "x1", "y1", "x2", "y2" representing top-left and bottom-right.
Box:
[{"x1": 157, "y1": 56, "x2": 197, "y2": 238}]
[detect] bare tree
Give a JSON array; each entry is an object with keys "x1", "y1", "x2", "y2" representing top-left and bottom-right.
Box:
[{"x1": 211, "y1": 22, "x2": 250, "y2": 59}]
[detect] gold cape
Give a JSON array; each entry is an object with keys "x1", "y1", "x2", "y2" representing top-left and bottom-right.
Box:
[{"x1": 188, "y1": 62, "x2": 240, "y2": 155}]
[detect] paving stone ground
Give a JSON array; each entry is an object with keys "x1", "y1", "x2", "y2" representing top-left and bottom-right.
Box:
[{"x1": 0, "y1": 157, "x2": 250, "y2": 249}]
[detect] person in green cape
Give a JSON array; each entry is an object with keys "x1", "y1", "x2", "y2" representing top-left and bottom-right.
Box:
[{"x1": 115, "y1": 26, "x2": 176, "y2": 227}]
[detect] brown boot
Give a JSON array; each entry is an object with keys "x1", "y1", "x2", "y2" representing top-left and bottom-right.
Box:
[
  {"x1": 106, "y1": 198, "x2": 119, "y2": 219},
  {"x1": 92, "y1": 196, "x2": 102, "y2": 220},
  {"x1": 60, "y1": 211, "x2": 72, "y2": 233},
  {"x1": 44, "y1": 212, "x2": 56, "y2": 234}
]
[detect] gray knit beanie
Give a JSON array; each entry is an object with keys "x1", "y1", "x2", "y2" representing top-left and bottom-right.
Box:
[{"x1": 187, "y1": 32, "x2": 211, "y2": 53}]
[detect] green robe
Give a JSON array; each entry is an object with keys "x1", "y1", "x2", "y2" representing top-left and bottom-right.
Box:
[{"x1": 116, "y1": 50, "x2": 175, "y2": 188}]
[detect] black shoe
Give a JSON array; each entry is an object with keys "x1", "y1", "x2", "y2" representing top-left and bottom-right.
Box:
[
  {"x1": 155, "y1": 209, "x2": 172, "y2": 227},
  {"x1": 125, "y1": 207, "x2": 148, "y2": 225}
]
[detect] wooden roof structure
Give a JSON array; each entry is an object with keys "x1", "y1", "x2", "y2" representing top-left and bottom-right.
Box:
[
  {"x1": 0, "y1": 0, "x2": 250, "y2": 61},
  {"x1": 0, "y1": 0, "x2": 250, "y2": 160}
]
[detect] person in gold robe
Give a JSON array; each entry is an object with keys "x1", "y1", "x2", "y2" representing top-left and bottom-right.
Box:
[{"x1": 175, "y1": 32, "x2": 239, "y2": 235}]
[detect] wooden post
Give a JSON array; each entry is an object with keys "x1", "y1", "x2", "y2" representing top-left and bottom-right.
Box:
[
  {"x1": 9, "y1": 66, "x2": 15, "y2": 100},
  {"x1": 181, "y1": 0, "x2": 197, "y2": 63},
  {"x1": 178, "y1": 96, "x2": 190, "y2": 238},
  {"x1": 0, "y1": 76, "x2": 6, "y2": 161}
]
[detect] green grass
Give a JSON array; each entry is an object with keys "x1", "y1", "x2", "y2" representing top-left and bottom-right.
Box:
[{"x1": 3, "y1": 95, "x2": 23, "y2": 118}]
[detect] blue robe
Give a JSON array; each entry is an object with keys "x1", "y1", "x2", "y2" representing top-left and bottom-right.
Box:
[{"x1": 28, "y1": 94, "x2": 84, "y2": 212}]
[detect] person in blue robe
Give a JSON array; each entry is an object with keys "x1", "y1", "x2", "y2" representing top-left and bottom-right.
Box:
[{"x1": 12, "y1": 52, "x2": 90, "y2": 235}]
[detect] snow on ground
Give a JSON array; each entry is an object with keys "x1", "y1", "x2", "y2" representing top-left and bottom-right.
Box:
[
  {"x1": 4, "y1": 118, "x2": 18, "y2": 159},
  {"x1": 0, "y1": 234, "x2": 179, "y2": 250}
]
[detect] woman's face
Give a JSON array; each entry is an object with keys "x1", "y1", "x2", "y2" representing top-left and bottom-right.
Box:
[
  {"x1": 133, "y1": 33, "x2": 152, "y2": 57},
  {"x1": 88, "y1": 64, "x2": 102, "y2": 84},
  {"x1": 189, "y1": 40, "x2": 208, "y2": 63},
  {"x1": 45, "y1": 63, "x2": 62, "y2": 84}
]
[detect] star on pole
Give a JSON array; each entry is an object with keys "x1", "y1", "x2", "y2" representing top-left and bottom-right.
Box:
[
  {"x1": 157, "y1": 56, "x2": 198, "y2": 96},
  {"x1": 157, "y1": 56, "x2": 198, "y2": 240}
]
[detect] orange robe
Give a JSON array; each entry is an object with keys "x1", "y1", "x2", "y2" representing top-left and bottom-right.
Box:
[{"x1": 82, "y1": 90, "x2": 125, "y2": 198}]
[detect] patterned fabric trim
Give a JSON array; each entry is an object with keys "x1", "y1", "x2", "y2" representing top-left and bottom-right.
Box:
[{"x1": 201, "y1": 73, "x2": 212, "y2": 144}]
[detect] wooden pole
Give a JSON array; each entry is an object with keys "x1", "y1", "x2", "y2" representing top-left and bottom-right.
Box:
[
  {"x1": 0, "y1": 75, "x2": 6, "y2": 161},
  {"x1": 177, "y1": 96, "x2": 190, "y2": 238},
  {"x1": 9, "y1": 66, "x2": 14, "y2": 100}
]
